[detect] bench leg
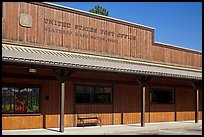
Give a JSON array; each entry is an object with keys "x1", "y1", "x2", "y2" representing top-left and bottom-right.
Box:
[
  {"x1": 80, "y1": 120, "x2": 84, "y2": 128},
  {"x1": 82, "y1": 121, "x2": 84, "y2": 128},
  {"x1": 98, "y1": 119, "x2": 102, "y2": 127}
]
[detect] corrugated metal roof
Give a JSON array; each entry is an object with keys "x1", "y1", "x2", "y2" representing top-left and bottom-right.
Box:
[{"x1": 2, "y1": 44, "x2": 202, "y2": 80}]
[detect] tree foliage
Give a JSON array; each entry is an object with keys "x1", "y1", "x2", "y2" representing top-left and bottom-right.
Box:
[{"x1": 89, "y1": 5, "x2": 109, "y2": 16}]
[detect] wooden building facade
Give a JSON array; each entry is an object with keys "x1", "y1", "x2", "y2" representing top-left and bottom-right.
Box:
[{"x1": 2, "y1": 2, "x2": 202, "y2": 131}]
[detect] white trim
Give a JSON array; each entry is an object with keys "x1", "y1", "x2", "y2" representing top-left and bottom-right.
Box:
[
  {"x1": 42, "y1": 2, "x2": 155, "y2": 30},
  {"x1": 155, "y1": 41, "x2": 202, "y2": 53}
]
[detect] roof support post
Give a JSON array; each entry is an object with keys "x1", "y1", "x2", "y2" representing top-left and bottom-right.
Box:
[
  {"x1": 195, "y1": 89, "x2": 199, "y2": 123},
  {"x1": 60, "y1": 82, "x2": 65, "y2": 132},
  {"x1": 191, "y1": 80, "x2": 202, "y2": 123},
  {"x1": 52, "y1": 69, "x2": 75, "y2": 132},
  {"x1": 136, "y1": 75, "x2": 151, "y2": 127},
  {"x1": 141, "y1": 86, "x2": 146, "y2": 127}
]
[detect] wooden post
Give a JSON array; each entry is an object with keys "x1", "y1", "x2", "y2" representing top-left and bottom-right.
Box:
[
  {"x1": 136, "y1": 75, "x2": 151, "y2": 127},
  {"x1": 141, "y1": 86, "x2": 145, "y2": 127},
  {"x1": 60, "y1": 82, "x2": 65, "y2": 132},
  {"x1": 191, "y1": 80, "x2": 201, "y2": 124},
  {"x1": 52, "y1": 69, "x2": 74, "y2": 132},
  {"x1": 195, "y1": 89, "x2": 199, "y2": 123}
]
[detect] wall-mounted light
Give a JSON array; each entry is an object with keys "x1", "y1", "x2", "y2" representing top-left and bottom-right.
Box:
[{"x1": 28, "y1": 68, "x2": 37, "y2": 73}]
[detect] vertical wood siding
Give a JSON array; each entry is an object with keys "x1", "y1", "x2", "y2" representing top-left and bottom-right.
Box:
[
  {"x1": 176, "y1": 88, "x2": 195, "y2": 121},
  {"x1": 2, "y1": 2, "x2": 202, "y2": 69},
  {"x1": 114, "y1": 84, "x2": 141, "y2": 124},
  {"x1": 149, "y1": 104, "x2": 175, "y2": 122}
]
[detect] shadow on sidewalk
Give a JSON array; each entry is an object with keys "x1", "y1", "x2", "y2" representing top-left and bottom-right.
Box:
[
  {"x1": 124, "y1": 124, "x2": 141, "y2": 128},
  {"x1": 44, "y1": 128, "x2": 61, "y2": 132},
  {"x1": 177, "y1": 121, "x2": 197, "y2": 124}
]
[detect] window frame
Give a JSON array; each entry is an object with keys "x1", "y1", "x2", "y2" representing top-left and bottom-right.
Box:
[
  {"x1": 2, "y1": 83, "x2": 41, "y2": 115},
  {"x1": 75, "y1": 83, "x2": 113, "y2": 105},
  {"x1": 149, "y1": 88, "x2": 175, "y2": 104}
]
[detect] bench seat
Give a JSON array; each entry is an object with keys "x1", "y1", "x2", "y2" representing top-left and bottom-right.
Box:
[{"x1": 77, "y1": 113, "x2": 102, "y2": 127}]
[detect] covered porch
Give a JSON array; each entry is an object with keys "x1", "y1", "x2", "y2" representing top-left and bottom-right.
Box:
[{"x1": 2, "y1": 43, "x2": 202, "y2": 131}]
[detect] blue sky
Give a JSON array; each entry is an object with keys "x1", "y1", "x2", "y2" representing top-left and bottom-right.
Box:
[{"x1": 52, "y1": 2, "x2": 202, "y2": 51}]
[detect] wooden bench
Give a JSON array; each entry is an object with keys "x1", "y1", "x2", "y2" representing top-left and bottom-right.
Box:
[{"x1": 77, "y1": 113, "x2": 102, "y2": 127}]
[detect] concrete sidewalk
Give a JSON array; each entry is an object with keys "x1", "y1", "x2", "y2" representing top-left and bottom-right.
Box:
[{"x1": 2, "y1": 120, "x2": 202, "y2": 135}]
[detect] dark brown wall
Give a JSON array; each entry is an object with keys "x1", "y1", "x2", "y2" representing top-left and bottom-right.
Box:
[
  {"x1": 114, "y1": 84, "x2": 141, "y2": 124},
  {"x1": 2, "y1": 2, "x2": 202, "y2": 69},
  {"x1": 176, "y1": 88, "x2": 202, "y2": 121}
]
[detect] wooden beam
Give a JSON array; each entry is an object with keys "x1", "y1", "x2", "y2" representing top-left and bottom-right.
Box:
[
  {"x1": 136, "y1": 75, "x2": 152, "y2": 86},
  {"x1": 191, "y1": 80, "x2": 202, "y2": 90},
  {"x1": 3, "y1": 73, "x2": 57, "y2": 80},
  {"x1": 52, "y1": 69, "x2": 75, "y2": 82},
  {"x1": 63, "y1": 70, "x2": 75, "y2": 81},
  {"x1": 52, "y1": 69, "x2": 64, "y2": 81},
  {"x1": 60, "y1": 82, "x2": 65, "y2": 132},
  {"x1": 3, "y1": 72, "x2": 196, "y2": 89}
]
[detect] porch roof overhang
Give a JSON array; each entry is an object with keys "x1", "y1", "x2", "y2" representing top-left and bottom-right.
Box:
[{"x1": 2, "y1": 43, "x2": 202, "y2": 80}]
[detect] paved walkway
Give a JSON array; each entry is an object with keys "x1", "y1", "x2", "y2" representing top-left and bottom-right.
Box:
[{"x1": 2, "y1": 120, "x2": 202, "y2": 135}]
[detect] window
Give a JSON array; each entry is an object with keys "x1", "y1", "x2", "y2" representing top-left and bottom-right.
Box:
[
  {"x1": 150, "y1": 89, "x2": 175, "y2": 104},
  {"x1": 76, "y1": 85, "x2": 112, "y2": 104},
  {"x1": 2, "y1": 86, "x2": 40, "y2": 114}
]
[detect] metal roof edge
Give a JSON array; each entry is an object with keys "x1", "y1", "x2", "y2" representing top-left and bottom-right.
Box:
[
  {"x1": 2, "y1": 43, "x2": 202, "y2": 73},
  {"x1": 41, "y1": 2, "x2": 155, "y2": 30}
]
